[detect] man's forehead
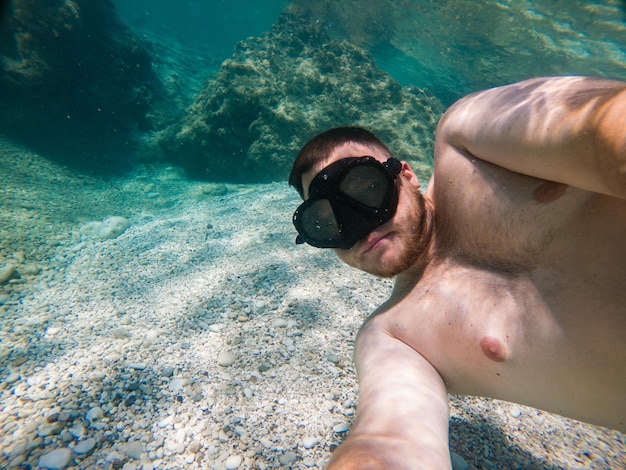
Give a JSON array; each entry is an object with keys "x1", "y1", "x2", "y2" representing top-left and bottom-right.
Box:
[
  {"x1": 302, "y1": 142, "x2": 386, "y2": 199},
  {"x1": 328, "y1": 142, "x2": 385, "y2": 163}
]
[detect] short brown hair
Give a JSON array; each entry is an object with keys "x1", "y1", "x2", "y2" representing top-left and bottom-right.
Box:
[{"x1": 289, "y1": 127, "x2": 394, "y2": 199}]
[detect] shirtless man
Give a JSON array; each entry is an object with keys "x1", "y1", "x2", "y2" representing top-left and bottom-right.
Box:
[{"x1": 288, "y1": 76, "x2": 626, "y2": 469}]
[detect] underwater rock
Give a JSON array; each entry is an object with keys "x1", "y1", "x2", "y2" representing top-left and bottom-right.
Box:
[
  {"x1": 0, "y1": 0, "x2": 163, "y2": 167},
  {"x1": 73, "y1": 437, "x2": 96, "y2": 455},
  {"x1": 0, "y1": 264, "x2": 18, "y2": 284},
  {"x1": 291, "y1": 1, "x2": 626, "y2": 106},
  {"x1": 85, "y1": 407, "x2": 104, "y2": 422},
  {"x1": 37, "y1": 447, "x2": 73, "y2": 470},
  {"x1": 98, "y1": 216, "x2": 131, "y2": 239},
  {"x1": 199, "y1": 184, "x2": 229, "y2": 197},
  {"x1": 301, "y1": 436, "x2": 321, "y2": 449},
  {"x1": 125, "y1": 440, "x2": 144, "y2": 460},
  {"x1": 159, "y1": 9, "x2": 444, "y2": 183},
  {"x1": 225, "y1": 455, "x2": 243, "y2": 470},
  {"x1": 80, "y1": 217, "x2": 130, "y2": 240},
  {"x1": 218, "y1": 350, "x2": 236, "y2": 367}
]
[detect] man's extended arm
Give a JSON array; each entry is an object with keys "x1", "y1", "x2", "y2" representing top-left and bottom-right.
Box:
[
  {"x1": 436, "y1": 76, "x2": 626, "y2": 198},
  {"x1": 327, "y1": 316, "x2": 450, "y2": 470}
]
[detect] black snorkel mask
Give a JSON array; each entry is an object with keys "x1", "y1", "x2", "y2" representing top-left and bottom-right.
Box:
[{"x1": 293, "y1": 156, "x2": 403, "y2": 249}]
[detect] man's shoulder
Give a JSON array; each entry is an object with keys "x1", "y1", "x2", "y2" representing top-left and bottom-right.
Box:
[{"x1": 430, "y1": 140, "x2": 601, "y2": 270}]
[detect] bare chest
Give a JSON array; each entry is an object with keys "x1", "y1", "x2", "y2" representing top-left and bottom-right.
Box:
[
  {"x1": 389, "y1": 263, "x2": 626, "y2": 430},
  {"x1": 410, "y1": 153, "x2": 626, "y2": 428},
  {"x1": 431, "y1": 155, "x2": 626, "y2": 273}
]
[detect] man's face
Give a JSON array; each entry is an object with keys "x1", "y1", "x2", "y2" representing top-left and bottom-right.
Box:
[{"x1": 301, "y1": 143, "x2": 427, "y2": 278}]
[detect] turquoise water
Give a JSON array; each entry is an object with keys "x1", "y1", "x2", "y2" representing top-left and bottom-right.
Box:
[
  {"x1": 113, "y1": 0, "x2": 626, "y2": 104},
  {"x1": 0, "y1": 2, "x2": 625, "y2": 469},
  {"x1": 0, "y1": 0, "x2": 624, "y2": 176},
  {"x1": 112, "y1": 0, "x2": 289, "y2": 57}
]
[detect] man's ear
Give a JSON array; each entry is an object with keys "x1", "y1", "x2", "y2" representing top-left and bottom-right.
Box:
[{"x1": 400, "y1": 162, "x2": 421, "y2": 190}]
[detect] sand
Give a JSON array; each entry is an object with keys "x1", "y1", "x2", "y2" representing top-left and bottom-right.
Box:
[{"x1": 0, "y1": 138, "x2": 624, "y2": 469}]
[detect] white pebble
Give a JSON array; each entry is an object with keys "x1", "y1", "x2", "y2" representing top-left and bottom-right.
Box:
[
  {"x1": 38, "y1": 448, "x2": 72, "y2": 469},
  {"x1": 74, "y1": 438, "x2": 96, "y2": 455},
  {"x1": 157, "y1": 416, "x2": 172, "y2": 428},
  {"x1": 225, "y1": 455, "x2": 242, "y2": 469},
  {"x1": 126, "y1": 441, "x2": 144, "y2": 460},
  {"x1": 145, "y1": 329, "x2": 160, "y2": 343},
  {"x1": 91, "y1": 371, "x2": 106, "y2": 381},
  {"x1": 9, "y1": 455, "x2": 26, "y2": 467},
  {"x1": 302, "y1": 436, "x2": 320, "y2": 449},
  {"x1": 68, "y1": 423, "x2": 85, "y2": 439},
  {"x1": 86, "y1": 407, "x2": 103, "y2": 422},
  {"x1": 333, "y1": 422, "x2": 350, "y2": 433},
  {"x1": 112, "y1": 328, "x2": 131, "y2": 339},
  {"x1": 175, "y1": 428, "x2": 186, "y2": 445},
  {"x1": 327, "y1": 354, "x2": 341, "y2": 364},
  {"x1": 105, "y1": 451, "x2": 125, "y2": 463},
  {"x1": 165, "y1": 440, "x2": 184, "y2": 453},
  {"x1": 169, "y1": 378, "x2": 185, "y2": 393},
  {"x1": 5, "y1": 372, "x2": 20, "y2": 384},
  {"x1": 9, "y1": 439, "x2": 27, "y2": 458},
  {"x1": 20, "y1": 263, "x2": 41, "y2": 275},
  {"x1": 0, "y1": 264, "x2": 17, "y2": 284},
  {"x1": 218, "y1": 350, "x2": 236, "y2": 367},
  {"x1": 24, "y1": 421, "x2": 38, "y2": 433},
  {"x1": 510, "y1": 406, "x2": 522, "y2": 418},
  {"x1": 272, "y1": 318, "x2": 288, "y2": 328},
  {"x1": 280, "y1": 452, "x2": 298, "y2": 465},
  {"x1": 99, "y1": 216, "x2": 131, "y2": 239},
  {"x1": 188, "y1": 440, "x2": 202, "y2": 453}
]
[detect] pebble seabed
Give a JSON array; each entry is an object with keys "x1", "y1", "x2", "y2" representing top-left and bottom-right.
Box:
[{"x1": 0, "y1": 138, "x2": 624, "y2": 469}]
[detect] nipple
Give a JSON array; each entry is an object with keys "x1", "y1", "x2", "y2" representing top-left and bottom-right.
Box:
[
  {"x1": 480, "y1": 336, "x2": 508, "y2": 362},
  {"x1": 533, "y1": 181, "x2": 567, "y2": 204}
]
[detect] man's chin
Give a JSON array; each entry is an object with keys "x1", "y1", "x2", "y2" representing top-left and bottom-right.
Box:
[
  {"x1": 335, "y1": 235, "x2": 410, "y2": 277},
  {"x1": 354, "y1": 252, "x2": 408, "y2": 278},
  {"x1": 366, "y1": 261, "x2": 406, "y2": 278}
]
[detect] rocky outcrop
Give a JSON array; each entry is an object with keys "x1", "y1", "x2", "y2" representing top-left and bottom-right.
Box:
[
  {"x1": 159, "y1": 10, "x2": 444, "y2": 183},
  {"x1": 290, "y1": 0, "x2": 626, "y2": 106},
  {"x1": 0, "y1": 0, "x2": 163, "y2": 169}
]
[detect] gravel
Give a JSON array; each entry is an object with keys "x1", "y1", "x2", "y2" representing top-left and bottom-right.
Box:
[{"x1": 1, "y1": 138, "x2": 624, "y2": 469}]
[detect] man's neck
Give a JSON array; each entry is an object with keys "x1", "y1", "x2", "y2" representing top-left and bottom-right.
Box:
[{"x1": 392, "y1": 198, "x2": 436, "y2": 298}]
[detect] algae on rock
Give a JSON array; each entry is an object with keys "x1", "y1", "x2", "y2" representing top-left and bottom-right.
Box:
[{"x1": 159, "y1": 10, "x2": 444, "y2": 184}]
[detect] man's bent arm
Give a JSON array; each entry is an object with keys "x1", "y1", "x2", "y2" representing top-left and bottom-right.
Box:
[
  {"x1": 437, "y1": 76, "x2": 626, "y2": 198},
  {"x1": 328, "y1": 317, "x2": 451, "y2": 470}
]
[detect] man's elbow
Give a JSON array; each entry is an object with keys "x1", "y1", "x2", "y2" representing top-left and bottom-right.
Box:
[{"x1": 593, "y1": 87, "x2": 626, "y2": 199}]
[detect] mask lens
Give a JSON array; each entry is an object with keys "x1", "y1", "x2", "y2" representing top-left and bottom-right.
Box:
[
  {"x1": 300, "y1": 199, "x2": 341, "y2": 243},
  {"x1": 339, "y1": 165, "x2": 390, "y2": 208},
  {"x1": 293, "y1": 157, "x2": 401, "y2": 249}
]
